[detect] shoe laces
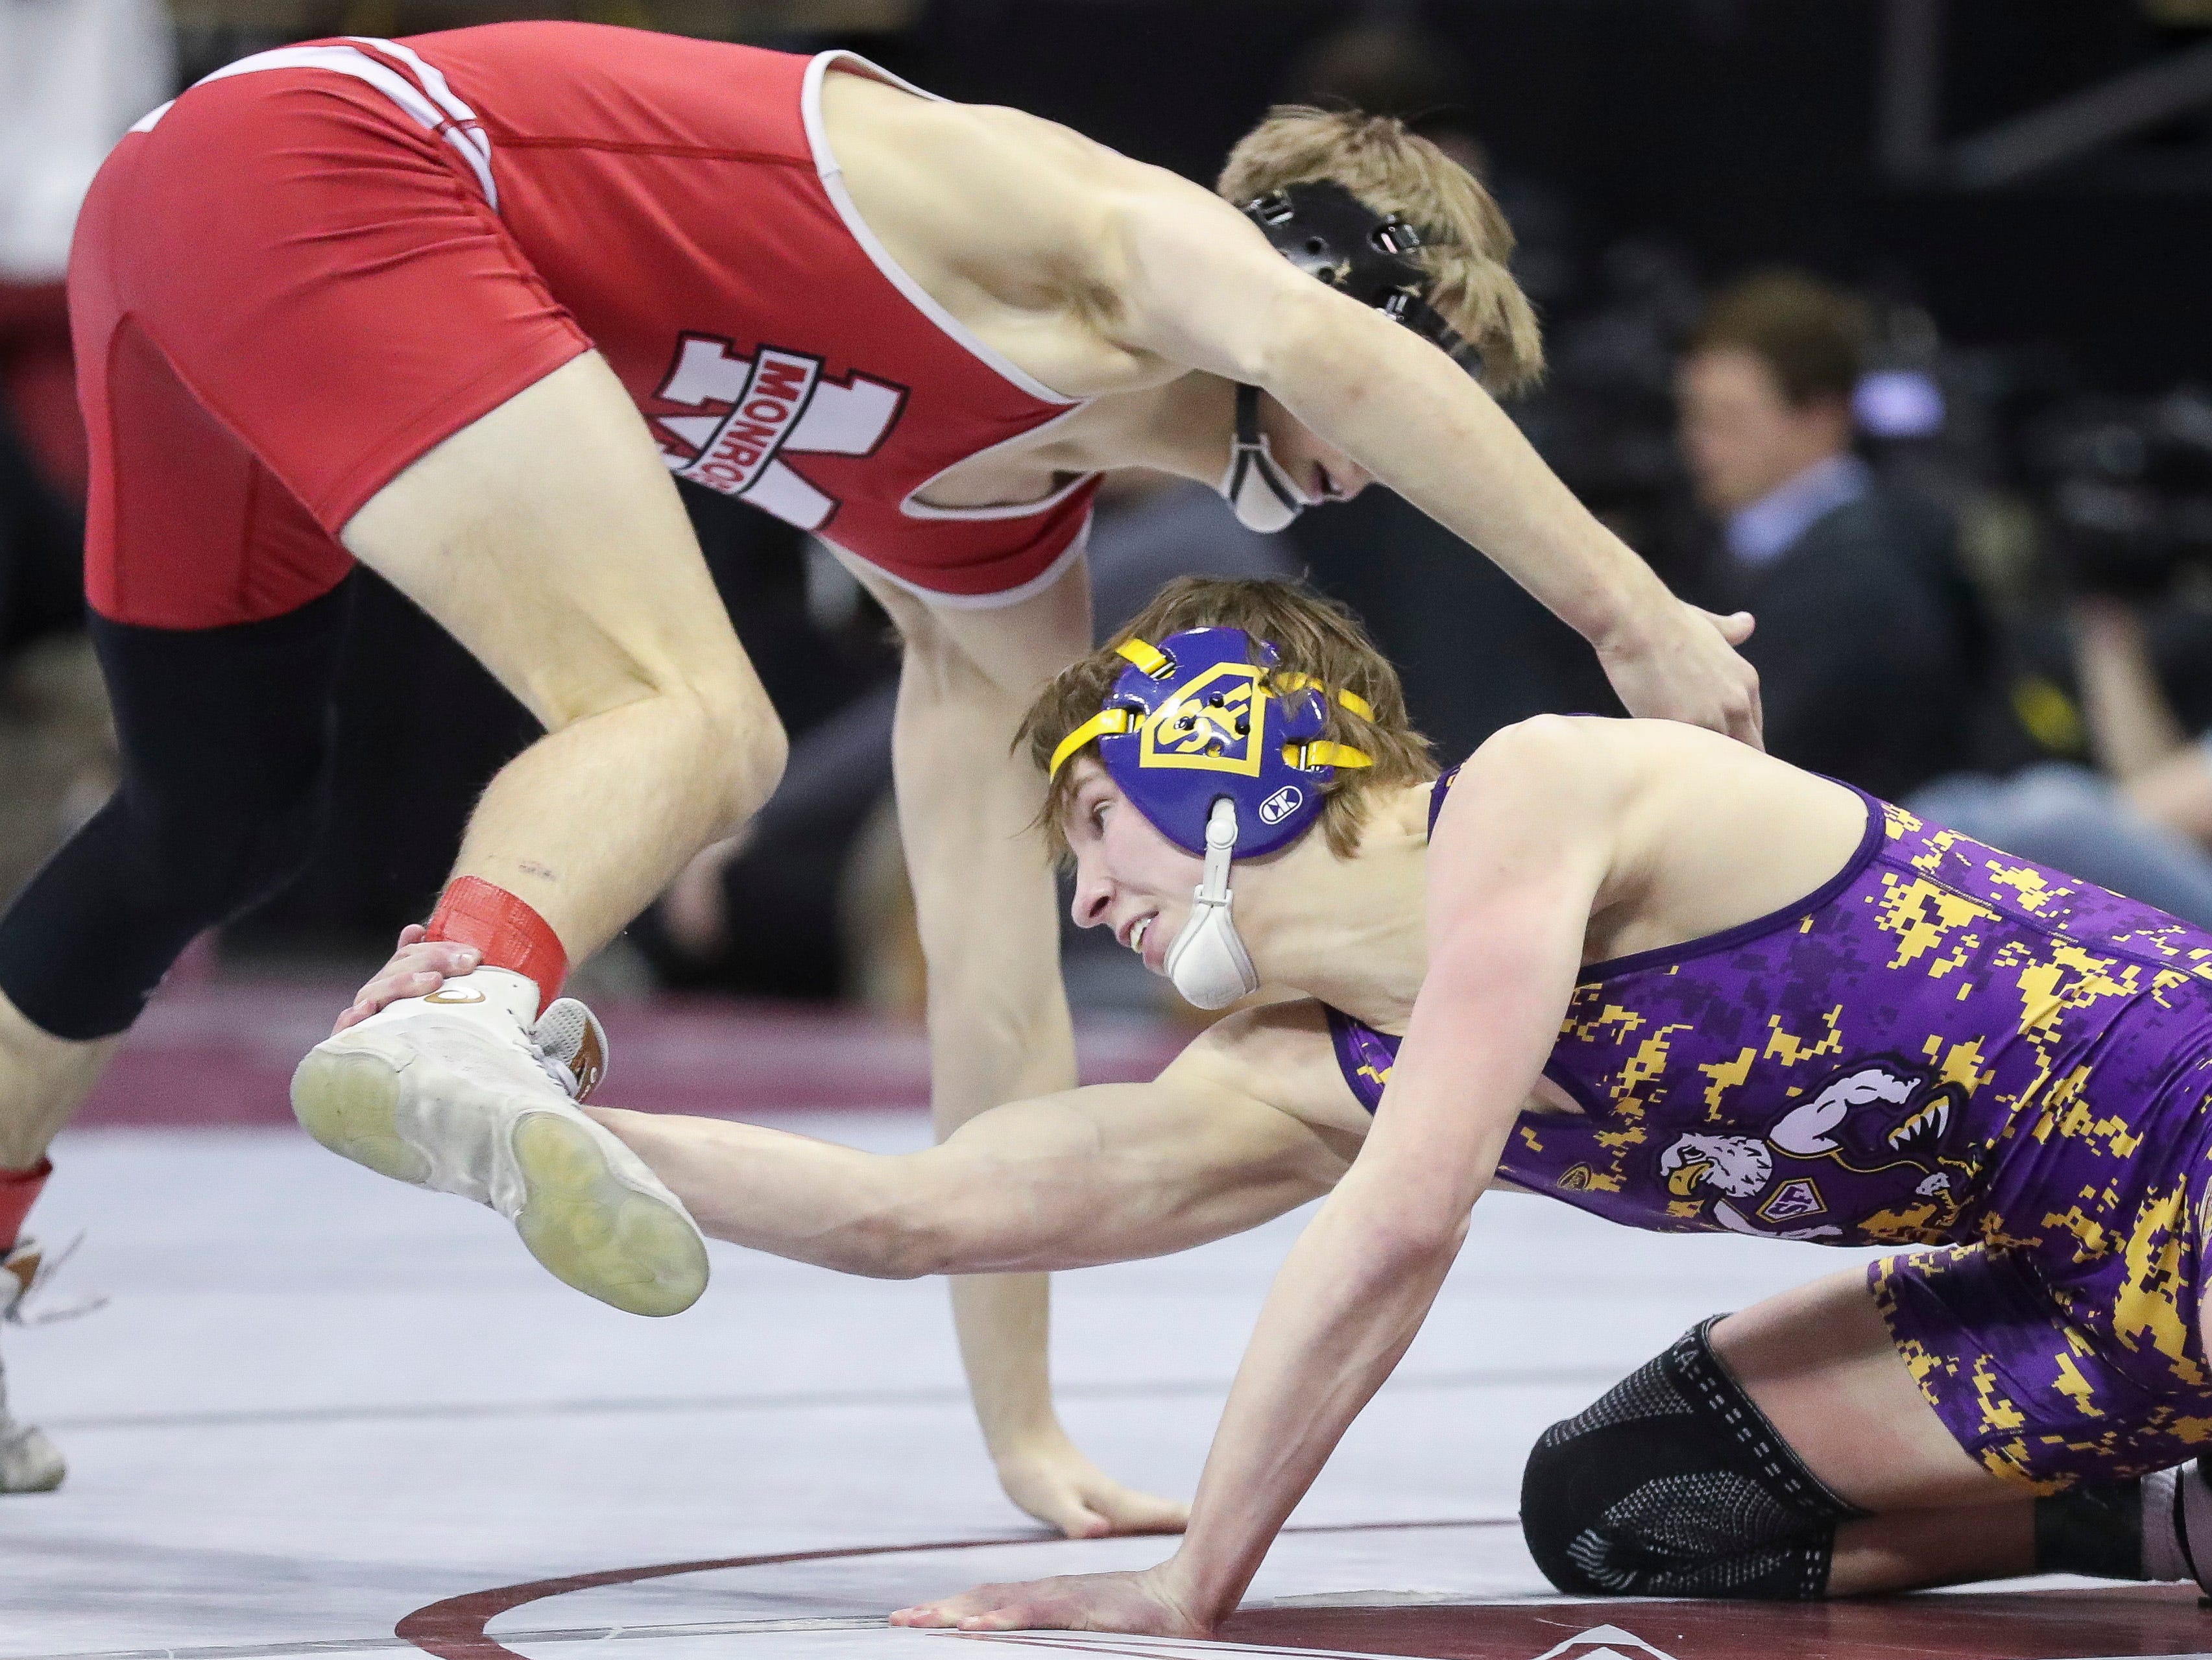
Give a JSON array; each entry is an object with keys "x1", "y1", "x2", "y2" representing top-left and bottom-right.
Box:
[{"x1": 3, "y1": 1234, "x2": 106, "y2": 1327}]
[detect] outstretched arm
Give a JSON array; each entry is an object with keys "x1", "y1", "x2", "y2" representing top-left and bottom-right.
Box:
[
  {"x1": 1104, "y1": 178, "x2": 1761, "y2": 745},
  {"x1": 590, "y1": 1001, "x2": 1352, "y2": 1280},
  {"x1": 893, "y1": 719, "x2": 1613, "y2": 1637}
]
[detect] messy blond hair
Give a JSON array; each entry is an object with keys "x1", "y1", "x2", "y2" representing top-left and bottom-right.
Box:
[
  {"x1": 1022, "y1": 577, "x2": 1436, "y2": 863},
  {"x1": 1219, "y1": 106, "x2": 1544, "y2": 394}
]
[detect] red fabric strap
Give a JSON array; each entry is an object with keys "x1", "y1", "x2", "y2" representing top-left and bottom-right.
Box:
[
  {"x1": 425, "y1": 877, "x2": 568, "y2": 1013},
  {"x1": 0, "y1": 1159, "x2": 51, "y2": 1249}
]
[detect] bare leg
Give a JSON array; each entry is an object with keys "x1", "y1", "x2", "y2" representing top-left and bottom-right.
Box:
[
  {"x1": 294, "y1": 354, "x2": 789, "y2": 1317},
  {"x1": 0, "y1": 992, "x2": 119, "y2": 1172},
  {"x1": 341, "y1": 352, "x2": 787, "y2": 959},
  {"x1": 1711, "y1": 1268, "x2": 2035, "y2": 1594}
]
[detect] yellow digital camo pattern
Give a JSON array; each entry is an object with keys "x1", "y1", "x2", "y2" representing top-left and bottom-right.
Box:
[{"x1": 1327, "y1": 792, "x2": 2212, "y2": 1487}]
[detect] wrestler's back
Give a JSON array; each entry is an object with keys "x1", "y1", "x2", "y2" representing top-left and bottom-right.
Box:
[
  {"x1": 1332, "y1": 721, "x2": 2212, "y2": 1252},
  {"x1": 1521, "y1": 724, "x2": 2212, "y2": 1249}
]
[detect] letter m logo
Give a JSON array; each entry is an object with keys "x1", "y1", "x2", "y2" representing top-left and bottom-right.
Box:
[{"x1": 652, "y1": 335, "x2": 908, "y2": 532}]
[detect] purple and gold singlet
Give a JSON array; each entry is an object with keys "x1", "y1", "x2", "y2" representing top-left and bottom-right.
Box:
[{"x1": 1327, "y1": 770, "x2": 2212, "y2": 1488}]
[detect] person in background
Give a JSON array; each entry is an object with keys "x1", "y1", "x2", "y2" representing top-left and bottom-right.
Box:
[
  {"x1": 1911, "y1": 596, "x2": 2212, "y2": 930},
  {"x1": 1678, "y1": 271, "x2": 1985, "y2": 804}
]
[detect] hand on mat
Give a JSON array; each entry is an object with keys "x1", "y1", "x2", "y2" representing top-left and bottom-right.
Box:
[
  {"x1": 996, "y1": 1434, "x2": 1190, "y2": 1538},
  {"x1": 331, "y1": 924, "x2": 481, "y2": 1033},
  {"x1": 1597, "y1": 597, "x2": 1764, "y2": 750},
  {"x1": 890, "y1": 1564, "x2": 1205, "y2": 1635}
]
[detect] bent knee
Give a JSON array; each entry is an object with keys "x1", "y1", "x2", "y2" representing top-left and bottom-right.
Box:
[
  {"x1": 692, "y1": 692, "x2": 787, "y2": 837},
  {"x1": 1520, "y1": 1321, "x2": 1860, "y2": 1601}
]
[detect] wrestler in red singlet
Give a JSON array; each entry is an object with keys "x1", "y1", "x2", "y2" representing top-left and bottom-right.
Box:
[{"x1": 79, "y1": 24, "x2": 1100, "y2": 630}]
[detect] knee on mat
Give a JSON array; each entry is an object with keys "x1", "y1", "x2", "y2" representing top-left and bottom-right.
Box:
[{"x1": 1519, "y1": 1320, "x2": 1862, "y2": 1602}]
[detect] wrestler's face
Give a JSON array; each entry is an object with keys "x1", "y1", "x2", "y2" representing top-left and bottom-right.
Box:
[
  {"x1": 1062, "y1": 761, "x2": 1203, "y2": 977},
  {"x1": 1256, "y1": 392, "x2": 1375, "y2": 507}
]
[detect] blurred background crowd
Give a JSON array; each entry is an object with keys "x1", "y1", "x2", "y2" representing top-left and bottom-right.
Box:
[{"x1": 6, "y1": 0, "x2": 2212, "y2": 1019}]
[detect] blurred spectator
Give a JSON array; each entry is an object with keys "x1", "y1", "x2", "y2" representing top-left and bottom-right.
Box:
[
  {"x1": 0, "y1": 0, "x2": 170, "y2": 912},
  {"x1": 642, "y1": 478, "x2": 1296, "y2": 1010},
  {"x1": 1909, "y1": 597, "x2": 2212, "y2": 929},
  {"x1": 1, "y1": 0, "x2": 173, "y2": 500},
  {"x1": 1679, "y1": 270, "x2": 1988, "y2": 801}
]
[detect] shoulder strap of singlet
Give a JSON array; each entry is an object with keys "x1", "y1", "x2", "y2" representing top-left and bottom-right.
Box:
[{"x1": 1427, "y1": 764, "x2": 1462, "y2": 840}]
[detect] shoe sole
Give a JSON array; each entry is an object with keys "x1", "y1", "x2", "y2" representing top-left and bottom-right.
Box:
[{"x1": 291, "y1": 1048, "x2": 707, "y2": 1319}]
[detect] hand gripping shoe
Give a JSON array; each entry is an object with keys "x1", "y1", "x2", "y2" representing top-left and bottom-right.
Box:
[{"x1": 290, "y1": 972, "x2": 707, "y2": 1316}]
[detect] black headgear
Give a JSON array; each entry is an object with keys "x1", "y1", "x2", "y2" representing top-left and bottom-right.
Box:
[{"x1": 1239, "y1": 180, "x2": 1463, "y2": 356}]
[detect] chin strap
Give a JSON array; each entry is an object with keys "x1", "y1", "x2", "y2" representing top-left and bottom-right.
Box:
[
  {"x1": 1220, "y1": 384, "x2": 1306, "y2": 535},
  {"x1": 1164, "y1": 797, "x2": 1261, "y2": 1009}
]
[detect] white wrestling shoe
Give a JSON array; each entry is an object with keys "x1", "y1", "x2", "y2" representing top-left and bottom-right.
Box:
[
  {"x1": 290, "y1": 971, "x2": 708, "y2": 1317},
  {"x1": 0, "y1": 1241, "x2": 71, "y2": 1493}
]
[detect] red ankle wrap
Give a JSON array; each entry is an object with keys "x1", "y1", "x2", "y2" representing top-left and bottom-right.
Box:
[
  {"x1": 0, "y1": 1159, "x2": 51, "y2": 1249},
  {"x1": 425, "y1": 877, "x2": 568, "y2": 1014}
]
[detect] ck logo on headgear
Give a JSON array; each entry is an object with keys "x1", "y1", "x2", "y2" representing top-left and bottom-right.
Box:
[
  {"x1": 1258, "y1": 785, "x2": 1303, "y2": 824},
  {"x1": 1139, "y1": 662, "x2": 1269, "y2": 777}
]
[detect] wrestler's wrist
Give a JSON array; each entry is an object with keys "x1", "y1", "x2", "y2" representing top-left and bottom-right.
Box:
[
  {"x1": 1585, "y1": 582, "x2": 1676, "y2": 658},
  {"x1": 986, "y1": 1417, "x2": 1076, "y2": 1469},
  {"x1": 1150, "y1": 1545, "x2": 1240, "y2": 1630}
]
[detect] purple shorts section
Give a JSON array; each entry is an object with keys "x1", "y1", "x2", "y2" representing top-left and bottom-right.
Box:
[{"x1": 1871, "y1": 1090, "x2": 2212, "y2": 1493}]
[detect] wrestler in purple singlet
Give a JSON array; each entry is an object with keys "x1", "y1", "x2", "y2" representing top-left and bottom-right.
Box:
[{"x1": 1328, "y1": 767, "x2": 2212, "y2": 1492}]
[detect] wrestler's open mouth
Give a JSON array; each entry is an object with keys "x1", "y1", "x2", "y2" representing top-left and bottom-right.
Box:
[
  {"x1": 1124, "y1": 914, "x2": 1154, "y2": 955},
  {"x1": 1888, "y1": 1096, "x2": 1951, "y2": 1151}
]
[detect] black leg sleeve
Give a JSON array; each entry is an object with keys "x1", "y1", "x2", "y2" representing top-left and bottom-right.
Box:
[
  {"x1": 0, "y1": 581, "x2": 352, "y2": 1040},
  {"x1": 1522, "y1": 1317, "x2": 1869, "y2": 1600}
]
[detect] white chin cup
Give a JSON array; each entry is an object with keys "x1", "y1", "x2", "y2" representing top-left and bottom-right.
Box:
[
  {"x1": 1219, "y1": 385, "x2": 1307, "y2": 534},
  {"x1": 1163, "y1": 798, "x2": 1260, "y2": 1009}
]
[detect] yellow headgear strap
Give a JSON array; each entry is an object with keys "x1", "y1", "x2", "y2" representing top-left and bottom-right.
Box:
[{"x1": 1046, "y1": 636, "x2": 1380, "y2": 782}]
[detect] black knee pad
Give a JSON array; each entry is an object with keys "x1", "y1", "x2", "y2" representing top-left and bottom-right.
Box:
[
  {"x1": 1521, "y1": 1317, "x2": 1866, "y2": 1600},
  {"x1": 0, "y1": 586, "x2": 349, "y2": 1039}
]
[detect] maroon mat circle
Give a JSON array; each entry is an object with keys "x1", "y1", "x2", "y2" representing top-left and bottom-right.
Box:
[{"x1": 394, "y1": 1518, "x2": 1512, "y2": 1660}]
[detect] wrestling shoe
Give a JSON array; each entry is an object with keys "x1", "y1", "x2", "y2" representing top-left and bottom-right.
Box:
[
  {"x1": 0, "y1": 1240, "x2": 71, "y2": 1493},
  {"x1": 290, "y1": 972, "x2": 707, "y2": 1317}
]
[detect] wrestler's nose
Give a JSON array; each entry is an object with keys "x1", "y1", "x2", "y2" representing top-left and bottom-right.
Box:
[{"x1": 1071, "y1": 871, "x2": 1114, "y2": 931}]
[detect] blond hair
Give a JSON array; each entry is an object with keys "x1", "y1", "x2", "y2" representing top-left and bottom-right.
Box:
[
  {"x1": 1021, "y1": 577, "x2": 1436, "y2": 863},
  {"x1": 1218, "y1": 106, "x2": 1544, "y2": 394}
]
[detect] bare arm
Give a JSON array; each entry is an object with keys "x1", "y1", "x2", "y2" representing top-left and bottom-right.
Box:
[
  {"x1": 893, "y1": 720, "x2": 1613, "y2": 1636},
  {"x1": 2067, "y1": 597, "x2": 2212, "y2": 848},
  {"x1": 2074, "y1": 596, "x2": 2187, "y2": 780},
  {"x1": 590, "y1": 1001, "x2": 1352, "y2": 1279},
  {"x1": 1101, "y1": 180, "x2": 1762, "y2": 745}
]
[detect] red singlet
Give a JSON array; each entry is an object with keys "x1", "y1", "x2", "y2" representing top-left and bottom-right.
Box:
[{"x1": 75, "y1": 25, "x2": 1101, "y2": 629}]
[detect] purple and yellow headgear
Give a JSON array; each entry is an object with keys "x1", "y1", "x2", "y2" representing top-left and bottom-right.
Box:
[{"x1": 1046, "y1": 626, "x2": 1373, "y2": 860}]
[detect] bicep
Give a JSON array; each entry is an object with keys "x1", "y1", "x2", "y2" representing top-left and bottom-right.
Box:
[{"x1": 1098, "y1": 173, "x2": 1329, "y2": 382}]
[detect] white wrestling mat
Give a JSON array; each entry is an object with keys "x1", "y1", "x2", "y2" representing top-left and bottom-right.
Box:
[{"x1": 3, "y1": 1111, "x2": 2196, "y2": 1660}]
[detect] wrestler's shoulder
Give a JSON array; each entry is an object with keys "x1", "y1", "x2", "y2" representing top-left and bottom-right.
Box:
[{"x1": 1167, "y1": 998, "x2": 1373, "y2": 1136}]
